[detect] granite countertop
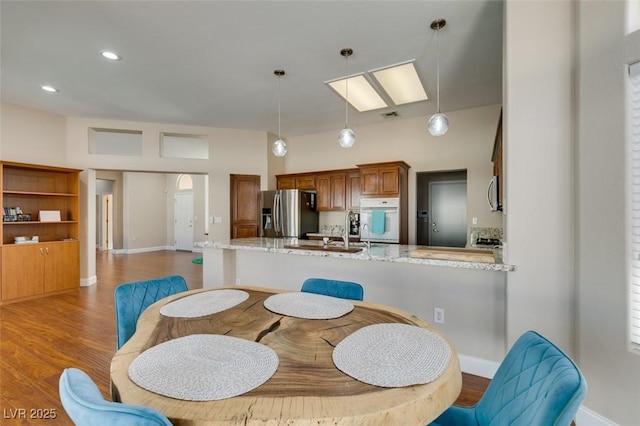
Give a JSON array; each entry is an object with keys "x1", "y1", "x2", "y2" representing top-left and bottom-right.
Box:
[{"x1": 196, "y1": 238, "x2": 515, "y2": 272}]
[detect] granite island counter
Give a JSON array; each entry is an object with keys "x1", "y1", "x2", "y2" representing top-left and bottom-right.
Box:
[
  {"x1": 197, "y1": 237, "x2": 514, "y2": 363},
  {"x1": 197, "y1": 237, "x2": 514, "y2": 272}
]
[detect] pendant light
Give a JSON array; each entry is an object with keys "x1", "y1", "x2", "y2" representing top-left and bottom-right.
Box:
[
  {"x1": 338, "y1": 48, "x2": 355, "y2": 148},
  {"x1": 428, "y1": 18, "x2": 449, "y2": 136},
  {"x1": 272, "y1": 69, "x2": 287, "y2": 157}
]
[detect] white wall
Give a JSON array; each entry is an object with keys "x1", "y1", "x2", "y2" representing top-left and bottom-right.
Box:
[
  {"x1": 576, "y1": 2, "x2": 640, "y2": 424},
  {"x1": 0, "y1": 102, "x2": 67, "y2": 164},
  {"x1": 503, "y1": 0, "x2": 575, "y2": 354},
  {"x1": 281, "y1": 104, "x2": 504, "y2": 243},
  {"x1": 122, "y1": 172, "x2": 168, "y2": 251}
]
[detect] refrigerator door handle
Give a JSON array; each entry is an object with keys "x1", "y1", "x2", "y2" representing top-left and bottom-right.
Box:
[{"x1": 273, "y1": 192, "x2": 280, "y2": 233}]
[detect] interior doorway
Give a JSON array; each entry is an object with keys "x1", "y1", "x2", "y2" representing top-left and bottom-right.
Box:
[
  {"x1": 96, "y1": 179, "x2": 115, "y2": 251},
  {"x1": 416, "y1": 170, "x2": 468, "y2": 247},
  {"x1": 174, "y1": 192, "x2": 194, "y2": 251}
]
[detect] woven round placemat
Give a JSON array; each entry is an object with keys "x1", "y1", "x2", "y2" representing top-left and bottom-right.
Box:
[
  {"x1": 128, "y1": 334, "x2": 279, "y2": 401},
  {"x1": 263, "y1": 292, "x2": 354, "y2": 319},
  {"x1": 332, "y1": 323, "x2": 451, "y2": 387},
  {"x1": 159, "y1": 289, "x2": 249, "y2": 318}
]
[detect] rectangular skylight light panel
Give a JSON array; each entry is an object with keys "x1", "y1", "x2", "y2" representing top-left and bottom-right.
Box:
[
  {"x1": 327, "y1": 74, "x2": 388, "y2": 112},
  {"x1": 371, "y1": 61, "x2": 428, "y2": 105}
]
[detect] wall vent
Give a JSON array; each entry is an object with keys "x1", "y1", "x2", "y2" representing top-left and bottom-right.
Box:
[{"x1": 382, "y1": 111, "x2": 399, "y2": 118}]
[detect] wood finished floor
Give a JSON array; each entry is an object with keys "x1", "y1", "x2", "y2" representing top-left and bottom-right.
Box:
[{"x1": 0, "y1": 250, "x2": 488, "y2": 425}]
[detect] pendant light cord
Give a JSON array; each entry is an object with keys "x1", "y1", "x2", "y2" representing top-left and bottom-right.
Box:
[
  {"x1": 436, "y1": 26, "x2": 441, "y2": 114},
  {"x1": 345, "y1": 53, "x2": 349, "y2": 127},
  {"x1": 277, "y1": 74, "x2": 282, "y2": 139}
]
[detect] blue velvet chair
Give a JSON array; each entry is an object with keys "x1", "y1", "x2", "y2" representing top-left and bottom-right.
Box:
[
  {"x1": 301, "y1": 278, "x2": 364, "y2": 301},
  {"x1": 430, "y1": 330, "x2": 587, "y2": 426},
  {"x1": 59, "y1": 368, "x2": 172, "y2": 425},
  {"x1": 114, "y1": 275, "x2": 188, "y2": 350}
]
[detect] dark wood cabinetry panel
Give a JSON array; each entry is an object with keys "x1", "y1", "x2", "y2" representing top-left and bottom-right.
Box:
[{"x1": 230, "y1": 174, "x2": 260, "y2": 239}]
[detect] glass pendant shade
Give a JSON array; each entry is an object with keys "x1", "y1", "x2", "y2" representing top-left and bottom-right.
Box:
[
  {"x1": 272, "y1": 139, "x2": 287, "y2": 157},
  {"x1": 338, "y1": 127, "x2": 355, "y2": 148},
  {"x1": 428, "y1": 112, "x2": 449, "y2": 136}
]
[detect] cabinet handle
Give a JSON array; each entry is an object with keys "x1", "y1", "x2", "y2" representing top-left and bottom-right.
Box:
[
  {"x1": 45, "y1": 247, "x2": 50, "y2": 255},
  {"x1": 40, "y1": 247, "x2": 44, "y2": 255}
]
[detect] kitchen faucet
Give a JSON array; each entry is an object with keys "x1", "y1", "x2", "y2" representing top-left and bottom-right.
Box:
[{"x1": 361, "y1": 223, "x2": 371, "y2": 251}]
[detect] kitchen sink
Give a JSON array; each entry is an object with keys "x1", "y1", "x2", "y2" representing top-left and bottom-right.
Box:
[{"x1": 284, "y1": 244, "x2": 363, "y2": 253}]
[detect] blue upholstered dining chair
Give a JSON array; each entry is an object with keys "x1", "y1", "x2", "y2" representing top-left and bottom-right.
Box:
[
  {"x1": 59, "y1": 368, "x2": 172, "y2": 426},
  {"x1": 301, "y1": 278, "x2": 364, "y2": 301},
  {"x1": 114, "y1": 274, "x2": 188, "y2": 350},
  {"x1": 430, "y1": 330, "x2": 587, "y2": 426}
]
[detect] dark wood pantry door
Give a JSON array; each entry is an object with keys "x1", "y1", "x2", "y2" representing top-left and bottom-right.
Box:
[{"x1": 230, "y1": 174, "x2": 260, "y2": 239}]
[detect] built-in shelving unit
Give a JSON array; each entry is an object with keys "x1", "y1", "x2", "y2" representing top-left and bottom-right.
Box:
[{"x1": 1, "y1": 161, "x2": 81, "y2": 304}]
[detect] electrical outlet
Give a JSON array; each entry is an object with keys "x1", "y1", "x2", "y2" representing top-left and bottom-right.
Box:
[{"x1": 434, "y1": 307, "x2": 445, "y2": 324}]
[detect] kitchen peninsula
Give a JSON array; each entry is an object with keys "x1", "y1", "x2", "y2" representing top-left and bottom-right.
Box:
[{"x1": 198, "y1": 237, "x2": 515, "y2": 361}]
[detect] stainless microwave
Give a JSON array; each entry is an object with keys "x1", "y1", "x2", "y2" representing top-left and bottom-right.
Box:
[{"x1": 487, "y1": 176, "x2": 502, "y2": 212}]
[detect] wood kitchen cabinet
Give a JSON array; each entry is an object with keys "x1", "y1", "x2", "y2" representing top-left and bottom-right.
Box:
[
  {"x1": 1, "y1": 161, "x2": 81, "y2": 304},
  {"x1": 357, "y1": 161, "x2": 410, "y2": 198},
  {"x1": 316, "y1": 172, "x2": 346, "y2": 211},
  {"x1": 346, "y1": 169, "x2": 361, "y2": 210},
  {"x1": 276, "y1": 173, "x2": 316, "y2": 190}
]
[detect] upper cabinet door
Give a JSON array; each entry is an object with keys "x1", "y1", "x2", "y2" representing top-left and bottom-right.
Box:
[
  {"x1": 277, "y1": 176, "x2": 296, "y2": 190},
  {"x1": 316, "y1": 172, "x2": 346, "y2": 211},
  {"x1": 295, "y1": 175, "x2": 316, "y2": 190},
  {"x1": 357, "y1": 161, "x2": 410, "y2": 198},
  {"x1": 346, "y1": 169, "x2": 361, "y2": 210},
  {"x1": 360, "y1": 168, "x2": 380, "y2": 196}
]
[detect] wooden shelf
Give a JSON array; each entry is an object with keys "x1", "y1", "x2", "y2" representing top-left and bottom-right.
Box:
[{"x1": 4, "y1": 190, "x2": 78, "y2": 197}]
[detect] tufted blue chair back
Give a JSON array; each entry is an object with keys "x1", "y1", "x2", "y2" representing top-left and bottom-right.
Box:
[
  {"x1": 59, "y1": 368, "x2": 172, "y2": 425},
  {"x1": 431, "y1": 330, "x2": 587, "y2": 426},
  {"x1": 114, "y1": 275, "x2": 188, "y2": 350},
  {"x1": 301, "y1": 278, "x2": 364, "y2": 301}
]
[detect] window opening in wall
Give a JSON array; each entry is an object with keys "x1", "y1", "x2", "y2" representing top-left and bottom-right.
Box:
[
  {"x1": 89, "y1": 128, "x2": 143, "y2": 156},
  {"x1": 177, "y1": 174, "x2": 193, "y2": 190},
  {"x1": 160, "y1": 133, "x2": 209, "y2": 160},
  {"x1": 629, "y1": 61, "x2": 640, "y2": 349}
]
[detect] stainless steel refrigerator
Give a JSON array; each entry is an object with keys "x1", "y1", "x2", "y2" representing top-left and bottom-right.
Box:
[{"x1": 260, "y1": 190, "x2": 319, "y2": 238}]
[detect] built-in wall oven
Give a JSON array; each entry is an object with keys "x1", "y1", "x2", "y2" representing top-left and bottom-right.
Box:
[{"x1": 359, "y1": 198, "x2": 400, "y2": 243}]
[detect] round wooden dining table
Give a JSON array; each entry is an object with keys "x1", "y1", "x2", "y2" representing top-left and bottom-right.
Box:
[{"x1": 110, "y1": 286, "x2": 462, "y2": 425}]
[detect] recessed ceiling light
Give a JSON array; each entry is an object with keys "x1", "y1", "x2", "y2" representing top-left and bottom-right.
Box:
[
  {"x1": 371, "y1": 61, "x2": 428, "y2": 105},
  {"x1": 40, "y1": 85, "x2": 58, "y2": 93},
  {"x1": 101, "y1": 50, "x2": 121, "y2": 61},
  {"x1": 326, "y1": 74, "x2": 388, "y2": 112}
]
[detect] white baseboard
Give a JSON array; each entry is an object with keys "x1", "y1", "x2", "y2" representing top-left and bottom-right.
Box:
[
  {"x1": 123, "y1": 245, "x2": 173, "y2": 254},
  {"x1": 80, "y1": 275, "x2": 97, "y2": 287},
  {"x1": 574, "y1": 406, "x2": 618, "y2": 426},
  {"x1": 458, "y1": 354, "x2": 615, "y2": 426},
  {"x1": 458, "y1": 354, "x2": 500, "y2": 378}
]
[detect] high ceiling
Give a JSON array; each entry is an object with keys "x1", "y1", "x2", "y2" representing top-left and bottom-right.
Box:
[{"x1": 0, "y1": 1, "x2": 503, "y2": 137}]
